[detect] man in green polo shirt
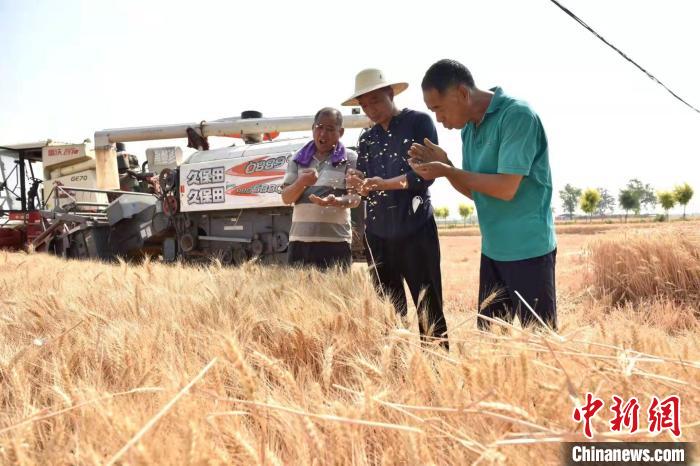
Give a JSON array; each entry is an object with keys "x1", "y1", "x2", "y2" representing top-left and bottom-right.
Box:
[{"x1": 408, "y1": 59, "x2": 557, "y2": 331}]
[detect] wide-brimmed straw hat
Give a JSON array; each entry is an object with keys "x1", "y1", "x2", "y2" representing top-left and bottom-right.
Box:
[{"x1": 341, "y1": 68, "x2": 408, "y2": 106}]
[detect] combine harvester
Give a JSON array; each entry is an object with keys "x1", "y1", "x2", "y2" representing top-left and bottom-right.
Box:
[{"x1": 1, "y1": 111, "x2": 370, "y2": 264}]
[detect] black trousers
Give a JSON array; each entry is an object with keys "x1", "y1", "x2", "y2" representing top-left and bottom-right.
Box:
[
  {"x1": 287, "y1": 241, "x2": 352, "y2": 270},
  {"x1": 478, "y1": 249, "x2": 557, "y2": 331},
  {"x1": 364, "y1": 219, "x2": 448, "y2": 348}
]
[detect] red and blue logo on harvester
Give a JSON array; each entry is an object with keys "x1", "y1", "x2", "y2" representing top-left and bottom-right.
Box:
[
  {"x1": 225, "y1": 155, "x2": 289, "y2": 177},
  {"x1": 225, "y1": 177, "x2": 284, "y2": 196}
]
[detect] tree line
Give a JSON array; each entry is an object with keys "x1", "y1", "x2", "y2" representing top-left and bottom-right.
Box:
[
  {"x1": 559, "y1": 180, "x2": 694, "y2": 222},
  {"x1": 434, "y1": 204, "x2": 475, "y2": 226},
  {"x1": 432, "y1": 180, "x2": 694, "y2": 225}
]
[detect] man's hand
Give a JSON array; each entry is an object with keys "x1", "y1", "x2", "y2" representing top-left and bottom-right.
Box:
[
  {"x1": 363, "y1": 177, "x2": 385, "y2": 192},
  {"x1": 408, "y1": 138, "x2": 450, "y2": 165},
  {"x1": 346, "y1": 169, "x2": 386, "y2": 196},
  {"x1": 309, "y1": 194, "x2": 345, "y2": 207},
  {"x1": 408, "y1": 159, "x2": 451, "y2": 181},
  {"x1": 346, "y1": 168, "x2": 364, "y2": 178},
  {"x1": 298, "y1": 168, "x2": 318, "y2": 187},
  {"x1": 345, "y1": 168, "x2": 365, "y2": 191}
]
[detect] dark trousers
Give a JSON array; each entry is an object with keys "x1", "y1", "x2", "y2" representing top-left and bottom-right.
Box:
[
  {"x1": 287, "y1": 241, "x2": 352, "y2": 270},
  {"x1": 364, "y1": 219, "x2": 448, "y2": 348},
  {"x1": 478, "y1": 249, "x2": 557, "y2": 331}
]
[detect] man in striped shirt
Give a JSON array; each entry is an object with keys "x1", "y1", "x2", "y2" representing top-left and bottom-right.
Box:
[{"x1": 281, "y1": 107, "x2": 360, "y2": 269}]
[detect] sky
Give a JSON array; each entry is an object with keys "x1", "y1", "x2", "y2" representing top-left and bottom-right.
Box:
[{"x1": 1, "y1": 0, "x2": 699, "y2": 218}]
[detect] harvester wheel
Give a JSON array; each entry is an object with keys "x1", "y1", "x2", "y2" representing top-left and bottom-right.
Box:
[
  {"x1": 249, "y1": 239, "x2": 264, "y2": 258},
  {"x1": 233, "y1": 247, "x2": 247, "y2": 264},
  {"x1": 272, "y1": 232, "x2": 289, "y2": 252},
  {"x1": 221, "y1": 248, "x2": 234, "y2": 265},
  {"x1": 179, "y1": 233, "x2": 195, "y2": 253}
]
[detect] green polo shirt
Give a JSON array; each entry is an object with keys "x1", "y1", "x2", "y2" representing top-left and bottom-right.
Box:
[{"x1": 461, "y1": 87, "x2": 556, "y2": 261}]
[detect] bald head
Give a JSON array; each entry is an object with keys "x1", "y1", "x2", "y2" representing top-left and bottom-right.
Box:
[{"x1": 314, "y1": 107, "x2": 343, "y2": 128}]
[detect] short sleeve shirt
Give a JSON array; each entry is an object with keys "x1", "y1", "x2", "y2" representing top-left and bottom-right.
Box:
[
  {"x1": 461, "y1": 87, "x2": 556, "y2": 261},
  {"x1": 283, "y1": 149, "x2": 358, "y2": 243}
]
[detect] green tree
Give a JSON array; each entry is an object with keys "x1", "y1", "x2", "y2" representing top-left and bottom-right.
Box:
[
  {"x1": 580, "y1": 188, "x2": 602, "y2": 222},
  {"x1": 673, "y1": 182, "x2": 694, "y2": 219},
  {"x1": 434, "y1": 206, "x2": 449, "y2": 224},
  {"x1": 618, "y1": 189, "x2": 640, "y2": 223},
  {"x1": 626, "y1": 179, "x2": 656, "y2": 213},
  {"x1": 657, "y1": 191, "x2": 676, "y2": 221},
  {"x1": 559, "y1": 184, "x2": 582, "y2": 220},
  {"x1": 596, "y1": 187, "x2": 616, "y2": 216},
  {"x1": 458, "y1": 203, "x2": 474, "y2": 226}
]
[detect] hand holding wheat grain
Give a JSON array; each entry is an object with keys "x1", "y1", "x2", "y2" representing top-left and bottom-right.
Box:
[
  {"x1": 309, "y1": 194, "x2": 346, "y2": 208},
  {"x1": 345, "y1": 169, "x2": 365, "y2": 191},
  {"x1": 408, "y1": 138, "x2": 450, "y2": 165}
]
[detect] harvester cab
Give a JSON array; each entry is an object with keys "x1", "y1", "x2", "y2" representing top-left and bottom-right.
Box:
[{"x1": 1, "y1": 140, "x2": 53, "y2": 250}]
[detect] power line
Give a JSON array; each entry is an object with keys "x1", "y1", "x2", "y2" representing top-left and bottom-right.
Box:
[{"x1": 548, "y1": 0, "x2": 700, "y2": 115}]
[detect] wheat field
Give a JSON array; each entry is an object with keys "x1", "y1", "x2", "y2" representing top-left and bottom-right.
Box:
[{"x1": 0, "y1": 223, "x2": 698, "y2": 465}]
